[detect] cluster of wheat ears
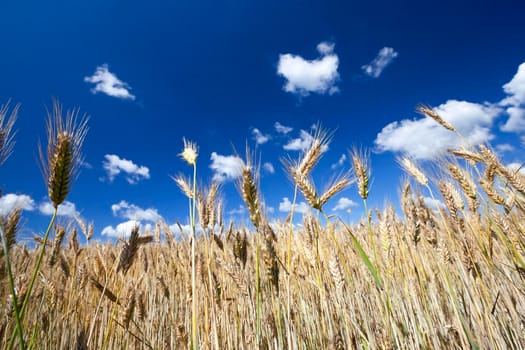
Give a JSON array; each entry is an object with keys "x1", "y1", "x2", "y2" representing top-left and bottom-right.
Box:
[{"x1": 0, "y1": 99, "x2": 524, "y2": 349}]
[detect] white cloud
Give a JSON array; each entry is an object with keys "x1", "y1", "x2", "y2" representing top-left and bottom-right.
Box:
[
  {"x1": 495, "y1": 143, "x2": 514, "y2": 153},
  {"x1": 332, "y1": 197, "x2": 357, "y2": 211},
  {"x1": 375, "y1": 100, "x2": 501, "y2": 159},
  {"x1": 331, "y1": 154, "x2": 347, "y2": 170},
  {"x1": 101, "y1": 220, "x2": 140, "y2": 238},
  {"x1": 501, "y1": 62, "x2": 525, "y2": 106},
  {"x1": 361, "y1": 47, "x2": 398, "y2": 78},
  {"x1": 278, "y1": 197, "x2": 310, "y2": 214},
  {"x1": 0, "y1": 194, "x2": 35, "y2": 216},
  {"x1": 263, "y1": 162, "x2": 275, "y2": 174},
  {"x1": 506, "y1": 162, "x2": 525, "y2": 174},
  {"x1": 283, "y1": 129, "x2": 314, "y2": 151},
  {"x1": 111, "y1": 200, "x2": 161, "y2": 222},
  {"x1": 283, "y1": 129, "x2": 329, "y2": 152},
  {"x1": 209, "y1": 152, "x2": 244, "y2": 182},
  {"x1": 39, "y1": 200, "x2": 79, "y2": 218},
  {"x1": 277, "y1": 41, "x2": 339, "y2": 96},
  {"x1": 501, "y1": 107, "x2": 525, "y2": 132},
  {"x1": 275, "y1": 122, "x2": 293, "y2": 134},
  {"x1": 251, "y1": 128, "x2": 270, "y2": 144},
  {"x1": 84, "y1": 64, "x2": 135, "y2": 100},
  {"x1": 102, "y1": 154, "x2": 150, "y2": 184}
]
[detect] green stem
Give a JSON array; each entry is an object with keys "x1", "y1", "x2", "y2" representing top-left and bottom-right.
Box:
[
  {"x1": 0, "y1": 226, "x2": 25, "y2": 350},
  {"x1": 7, "y1": 209, "x2": 57, "y2": 350}
]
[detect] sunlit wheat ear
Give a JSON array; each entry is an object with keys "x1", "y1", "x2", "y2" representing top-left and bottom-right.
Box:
[
  {"x1": 172, "y1": 175, "x2": 194, "y2": 199},
  {"x1": 448, "y1": 146, "x2": 484, "y2": 164},
  {"x1": 319, "y1": 175, "x2": 353, "y2": 208},
  {"x1": 239, "y1": 151, "x2": 262, "y2": 228},
  {"x1": 350, "y1": 148, "x2": 370, "y2": 200},
  {"x1": 49, "y1": 226, "x2": 65, "y2": 266},
  {"x1": 297, "y1": 124, "x2": 332, "y2": 177},
  {"x1": 1, "y1": 207, "x2": 21, "y2": 256},
  {"x1": 117, "y1": 225, "x2": 140, "y2": 274},
  {"x1": 179, "y1": 137, "x2": 198, "y2": 165},
  {"x1": 0, "y1": 99, "x2": 20, "y2": 166},
  {"x1": 418, "y1": 104, "x2": 456, "y2": 132},
  {"x1": 398, "y1": 157, "x2": 428, "y2": 186},
  {"x1": 39, "y1": 100, "x2": 89, "y2": 208},
  {"x1": 289, "y1": 166, "x2": 320, "y2": 210}
]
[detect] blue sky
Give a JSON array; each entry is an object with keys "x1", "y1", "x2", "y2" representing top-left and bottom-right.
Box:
[{"x1": 1, "y1": 0, "x2": 525, "y2": 241}]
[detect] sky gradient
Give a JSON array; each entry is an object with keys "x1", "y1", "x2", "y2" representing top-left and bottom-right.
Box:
[{"x1": 1, "y1": 0, "x2": 525, "y2": 241}]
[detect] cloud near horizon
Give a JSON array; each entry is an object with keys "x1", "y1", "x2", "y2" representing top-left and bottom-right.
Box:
[
  {"x1": 84, "y1": 64, "x2": 135, "y2": 100},
  {"x1": 102, "y1": 154, "x2": 150, "y2": 184},
  {"x1": 362, "y1": 47, "x2": 398, "y2": 78},
  {"x1": 277, "y1": 41, "x2": 340, "y2": 96},
  {"x1": 39, "y1": 200, "x2": 80, "y2": 218},
  {"x1": 279, "y1": 197, "x2": 310, "y2": 214}
]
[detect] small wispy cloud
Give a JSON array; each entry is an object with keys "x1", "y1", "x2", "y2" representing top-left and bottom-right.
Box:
[
  {"x1": 84, "y1": 64, "x2": 135, "y2": 100},
  {"x1": 209, "y1": 152, "x2": 244, "y2": 182},
  {"x1": 228, "y1": 205, "x2": 245, "y2": 216},
  {"x1": 111, "y1": 200, "x2": 161, "y2": 222},
  {"x1": 251, "y1": 128, "x2": 270, "y2": 144},
  {"x1": 331, "y1": 154, "x2": 347, "y2": 170},
  {"x1": 0, "y1": 193, "x2": 35, "y2": 216},
  {"x1": 332, "y1": 197, "x2": 357, "y2": 211},
  {"x1": 102, "y1": 154, "x2": 150, "y2": 184},
  {"x1": 279, "y1": 197, "x2": 309, "y2": 214},
  {"x1": 263, "y1": 162, "x2": 275, "y2": 174},
  {"x1": 39, "y1": 200, "x2": 80, "y2": 218},
  {"x1": 283, "y1": 129, "x2": 329, "y2": 152},
  {"x1": 361, "y1": 47, "x2": 398, "y2": 78},
  {"x1": 277, "y1": 41, "x2": 340, "y2": 96},
  {"x1": 274, "y1": 121, "x2": 293, "y2": 134}
]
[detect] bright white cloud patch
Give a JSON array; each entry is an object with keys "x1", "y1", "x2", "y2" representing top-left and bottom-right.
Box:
[
  {"x1": 263, "y1": 162, "x2": 275, "y2": 174},
  {"x1": 500, "y1": 63, "x2": 525, "y2": 132},
  {"x1": 362, "y1": 47, "x2": 398, "y2": 78},
  {"x1": 279, "y1": 197, "x2": 309, "y2": 214},
  {"x1": 275, "y1": 122, "x2": 293, "y2": 134},
  {"x1": 283, "y1": 129, "x2": 329, "y2": 153},
  {"x1": 0, "y1": 194, "x2": 35, "y2": 216},
  {"x1": 102, "y1": 154, "x2": 150, "y2": 184},
  {"x1": 101, "y1": 220, "x2": 140, "y2": 238},
  {"x1": 375, "y1": 100, "x2": 501, "y2": 159},
  {"x1": 111, "y1": 200, "x2": 161, "y2": 222},
  {"x1": 209, "y1": 152, "x2": 244, "y2": 182},
  {"x1": 332, "y1": 197, "x2": 357, "y2": 211},
  {"x1": 277, "y1": 41, "x2": 339, "y2": 96},
  {"x1": 251, "y1": 128, "x2": 270, "y2": 144},
  {"x1": 423, "y1": 197, "x2": 445, "y2": 211},
  {"x1": 84, "y1": 64, "x2": 135, "y2": 100},
  {"x1": 39, "y1": 201, "x2": 79, "y2": 218}
]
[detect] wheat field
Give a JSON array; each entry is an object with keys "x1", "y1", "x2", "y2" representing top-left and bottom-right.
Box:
[{"x1": 1, "y1": 101, "x2": 525, "y2": 349}]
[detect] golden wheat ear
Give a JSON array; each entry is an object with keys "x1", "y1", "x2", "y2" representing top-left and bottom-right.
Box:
[{"x1": 39, "y1": 99, "x2": 89, "y2": 208}]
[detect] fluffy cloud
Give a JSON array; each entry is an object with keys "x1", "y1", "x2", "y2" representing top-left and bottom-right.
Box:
[
  {"x1": 283, "y1": 129, "x2": 329, "y2": 153},
  {"x1": 332, "y1": 197, "x2": 357, "y2": 211},
  {"x1": 500, "y1": 63, "x2": 525, "y2": 132},
  {"x1": 251, "y1": 128, "x2": 270, "y2": 144},
  {"x1": 39, "y1": 200, "x2": 79, "y2": 218},
  {"x1": 111, "y1": 200, "x2": 161, "y2": 222},
  {"x1": 84, "y1": 64, "x2": 135, "y2": 100},
  {"x1": 331, "y1": 154, "x2": 347, "y2": 170},
  {"x1": 279, "y1": 197, "x2": 310, "y2": 214},
  {"x1": 0, "y1": 193, "x2": 35, "y2": 216},
  {"x1": 361, "y1": 47, "x2": 398, "y2": 78},
  {"x1": 102, "y1": 154, "x2": 150, "y2": 184},
  {"x1": 101, "y1": 220, "x2": 140, "y2": 238},
  {"x1": 263, "y1": 162, "x2": 275, "y2": 174},
  {"x1": 209, "y1": 152, "x2": 244, "y2": 182},
  {"x1": 423, "y1": 197, "x2": 445, "y2": 211},
  {"x1": 375, "y1": 100, "x2": 501, "y2": 159},
  {"x1": 277, "y1": 41, "x2": 339, "y2": 96},
  {"x1": 274, "y1": 122, "x2": 293, "y2": 134}
]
